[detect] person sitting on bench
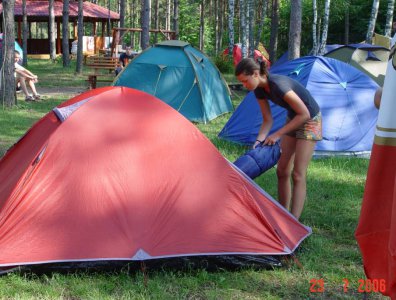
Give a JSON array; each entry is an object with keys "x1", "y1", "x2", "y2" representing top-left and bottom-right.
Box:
[
  {"x1": 14, "y1": 50, "x2": 41, "y2": 101},
  {"x1": 115, "y1": 47, "x2": 135, "y2": 75}
]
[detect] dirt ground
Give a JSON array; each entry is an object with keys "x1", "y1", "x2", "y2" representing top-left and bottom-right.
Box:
[{"x1": 16, "y1": 86, "x2": 87, "y2": 102}]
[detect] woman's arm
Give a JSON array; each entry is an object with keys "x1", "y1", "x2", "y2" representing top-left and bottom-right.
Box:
[
  {"x1": 264, "y1": 90, "x2": 310, "y2": 145},
  {"x1": 253, "y1": 99, "x2": 273, "y2": 148}
]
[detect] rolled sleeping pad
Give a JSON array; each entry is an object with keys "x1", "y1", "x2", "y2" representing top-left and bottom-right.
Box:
[{"x1": 233, "y1": 142, "x2": 281, "y2": 179}]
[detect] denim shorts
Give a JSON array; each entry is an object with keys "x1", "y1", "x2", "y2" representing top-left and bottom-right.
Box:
[{"x1": 286, "y1": 112, "x2": 323, "y2": 141}]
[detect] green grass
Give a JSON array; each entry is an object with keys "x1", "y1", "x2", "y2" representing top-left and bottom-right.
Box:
[
  {"x1": 0, "y1": 59, "x2": 387, "y2": 299},
  {"x1": 26, "y1": 58, "x2": 88, "y2": 88}
]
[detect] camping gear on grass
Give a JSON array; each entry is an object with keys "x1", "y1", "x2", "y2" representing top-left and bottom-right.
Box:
[
  {"x1": 0, "y1": 86, "x2": 310, "y2": 272},
  {"x1": 113, "y1": 40, "x2": 233, "y2": 123},
  {"x1": 223, "y1": 43, "x2": 271, "y2": 67},
  {"x1": 234, "y1": 142, "x2": 281, "y2": 179}
]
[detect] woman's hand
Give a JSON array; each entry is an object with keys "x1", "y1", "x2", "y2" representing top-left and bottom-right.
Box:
[
  {"x1": 253, "y1": 140, "x2": 262, "y2": 149},
  {"x1": 263, "y1": 133, "x2": 281, "y2": 145}
]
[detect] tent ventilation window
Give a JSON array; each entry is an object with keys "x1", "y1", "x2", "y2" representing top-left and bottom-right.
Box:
[
  {"x1": 53, "y1": 99, "x2": 91, "y2": 122},
  {"x1": 289, "y1": 63, "x2": 306, "y2": 76},
  {"x1": 190, "y1": 53, "x2": 204, "y2": 63}
]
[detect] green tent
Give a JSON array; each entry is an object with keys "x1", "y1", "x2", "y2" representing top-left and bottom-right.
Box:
[{"x1": 113, "y1": 40, "x2": 233, "y2": 123}]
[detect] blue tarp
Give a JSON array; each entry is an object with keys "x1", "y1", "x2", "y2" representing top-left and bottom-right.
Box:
[{"x1": 219, "y1": 56, "x2": 379, "y2": 154}]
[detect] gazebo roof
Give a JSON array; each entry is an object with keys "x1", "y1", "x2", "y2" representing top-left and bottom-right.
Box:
[{"x1": 0, "y1": 0, "x2": 120, "y2": 21}]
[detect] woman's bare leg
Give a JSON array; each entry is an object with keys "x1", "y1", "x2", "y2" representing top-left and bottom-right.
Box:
[
  {"x1": 290, "y1": 139, "x2": 316, "y2": 219},
  {"x1": 277, "y1": 136, "x2": 296, "y2": 210}
]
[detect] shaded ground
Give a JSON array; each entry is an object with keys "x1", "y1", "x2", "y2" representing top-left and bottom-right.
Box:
[{"x1": 37, "y1": 86, "x2": 86, "y2": 98}]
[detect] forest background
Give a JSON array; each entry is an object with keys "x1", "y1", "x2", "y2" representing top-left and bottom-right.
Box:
[{"x1": 0, "y1": 0, "x2": 394, "y2": 106}]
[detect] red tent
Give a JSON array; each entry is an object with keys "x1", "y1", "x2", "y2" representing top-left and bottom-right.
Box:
[
  {"x1": 223, "y1": 44, "x2": 271, "y2": 67},
  {"x1": 355, "y1": 47, "x2": 396, "y2": 298},
  {"x1": 0, "y1": 87, "x2": 310, "y2": 270}
]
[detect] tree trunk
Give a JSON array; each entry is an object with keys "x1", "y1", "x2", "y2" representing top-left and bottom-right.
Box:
[
  {"x1": 228, "y1": 0, "x2": 235, "y2": 59},
  {"x1": 199, "y1": 0, "x2": 204, "y2": 51},
  {"x1": 214, "y1": 0, "x2": 219, "y2": 53},
  {"x1": 153, "y1": 0, "x2": 159, "y2": 43},
  {"x1": 240, "y1": 0, "x2": 247, "y2": 58},
  {"x1": 22, "y1": 0, "x2": 28, "y2": 66},
  {"x1": 288, "y1": 0, "x2": 302, "y2": 60},
  {"x1": 62, "y1": 0, "x2": 70, "y2": 67},
  {"x1": 141, "y1": 0, "x2": 151, "y2": 49},
  {"x1": 0, "y1": 0, "x2": 16, "y2": 107},
  {"x1": 107, "y1": 0, "x2": 111, "y2": 36},
  {"x1": 255, "y1": 0, "x2": 267, "y2": 49},
  {"x1": 130, "y1": 0, "x2": 136, "y2": 48},
  {"x1": 173, "y1": 0, "x2": 179, "y2": 39},
  {"x1": 248, "y1": 0, "x2": 255, "y2": 57},
  {"x1": 75, "y1": 0, "x2": 83, "y2": 74},
  {"x1": 218, "y1": 0, "x2": 224, "y2": 53},
  {"x1": 120, "y1": 0, "x2": 126, "y2": 28},
  {"x1": 49, "y1": 0, "x2": 56, "y2": 61},
  {"x1": 366, "y1": 0, "x2": 380, "y2": 44},
  {"x1": 384, "y1": 0, "x2": 395, "y2": 37},
  {"x1": 344, "y1": 0, "x2": 349, "y2": 44},
  {"x1": 311, "y1": 0, "x2": 318, "y2": 55},
  {"x1": 269, "y1": 0, "x2": 279, "y2": 62},
  {"x1": 166, "y1": 0, "x2": 171, "y2": 31},
  {"x1": 318, "y1": 0, "x2": 330, "y2": 55}
]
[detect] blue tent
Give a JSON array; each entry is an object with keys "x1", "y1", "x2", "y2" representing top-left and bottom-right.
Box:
[
  {"x1": 0, "y1": 34, "x2": 24, "y2": 60},
  {"x1": 219, "y1": 56, "x2": 379, "y2": 155},
  {"x1": 113, "y1": 40, "x2": 233, "y2": 123},
  {"x1": 273, "y1": 44, "x2": 343, "y2": 68}
]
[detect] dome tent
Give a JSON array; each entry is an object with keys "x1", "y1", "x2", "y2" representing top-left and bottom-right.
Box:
[
  {"x1": 113, "y1": 40, "x2": 233, "y2": 123},
  {"x1": 0, "y1": 86, "x2": 310, "y2": 272},
  {"x1": 324, "y1": 43, "x2": 389, "y2": 86},
  {"x1": 219, "y1": 56, "x2": 379, "y2": 156}
]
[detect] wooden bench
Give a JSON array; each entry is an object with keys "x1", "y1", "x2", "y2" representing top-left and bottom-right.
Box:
[
  {"x1": 228, "y1": 83, "x2": 243, "y2": 90},
  {"x1": 84, "y1": 55, "x2": 119, "y2": 89}
]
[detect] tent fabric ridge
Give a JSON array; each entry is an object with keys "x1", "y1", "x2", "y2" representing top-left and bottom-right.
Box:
[
  {"x1": 5, "y1": 143, "x2": 49, "y2": 211},
  {"x1": 153, "y1": 68, "x2": 165, "y2": 96},
  {"x1": 32, "y1": 145, "x2": 47, "y2": 166},
  {"x1": 176, "y1": 80, "x2": 196, "y2": 112},
  {"x1": 229, "y1": 159, "x2": 310, "y2": 232},
  {"x1": 229, "y1": 159, "x2": 313, "y2": 247},
  {"x1": 183, "y1": 50, "x2": 208, "y2": 121},
  {"x1": 346, "y1": 93, "x2": 366, "y2": 141}
]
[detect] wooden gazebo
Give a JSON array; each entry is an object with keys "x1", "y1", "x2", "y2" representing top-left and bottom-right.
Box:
[{"x1": 0, "y1": 0, "x2": 120, "y2": 55}]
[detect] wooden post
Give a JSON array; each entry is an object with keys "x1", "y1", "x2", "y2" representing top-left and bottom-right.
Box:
[
  {"x1": 56, "y1": 20, "x2": 61, "y2": 54},
  {"x1": 73, "y1": 21, "x2": 77, "y2": 40},
  {"x1": 93, "y1": 22, "x2": 97, "y2": 53},
  {"x1": 18, "y1": 20, "x2": 22, "y2": 45}
]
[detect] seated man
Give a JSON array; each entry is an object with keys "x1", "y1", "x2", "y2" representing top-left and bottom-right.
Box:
[
  {"x1": 115, "y1": 47, "x2": 135, "y2": 75},
  {"x1": 14, "y1": 50, "x2": 41, "y2": 101}
]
